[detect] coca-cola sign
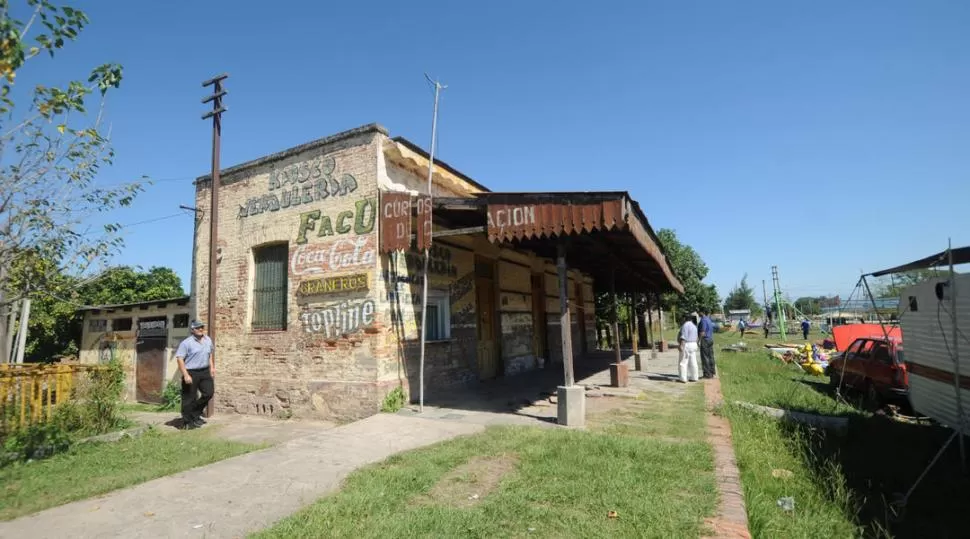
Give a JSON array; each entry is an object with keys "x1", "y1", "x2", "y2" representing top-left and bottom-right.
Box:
[{"x1": 290, "y1": 235, "x2": 376, "y2": 277}]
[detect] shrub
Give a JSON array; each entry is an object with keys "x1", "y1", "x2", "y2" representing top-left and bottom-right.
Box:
[
  {"x1": 157, "y1": 379, "x2": 181, "y2": 411},
  {"x1": 381, "y1": 386, "x2": 408, "y2": 413},
  {"x1": 82, "y1": 358, "x2": 127, "y2": 434},
  {"x1": 1, "y1": 422, "x2": 72, "y2": 466}
]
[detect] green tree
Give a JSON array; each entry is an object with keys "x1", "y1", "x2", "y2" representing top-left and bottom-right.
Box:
[
  {"x1": 656, "y1": 228, "x2": 721, "y2": 315},
  {"x1": 0, "y1": 1, "x2": 144, "y2": 362},
  {"x1": 724, "y1": 275, "x2": 761, "y2": 317},
  {"x1": 873, "y1": 269, "x2": 947, "y2": 299},
  {"x1": 794, "y1": 297, "x2": 822, "y2": 316}
]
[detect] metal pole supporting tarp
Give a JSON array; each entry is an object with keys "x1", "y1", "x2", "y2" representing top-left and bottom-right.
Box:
[{"x1": 948, "y1": 240, "x2": 965, "y2": 471}]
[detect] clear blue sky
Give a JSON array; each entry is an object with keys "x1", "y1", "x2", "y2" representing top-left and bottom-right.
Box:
[{"x1": 23, "y1": 1, "x2": 970, "y2": 304}]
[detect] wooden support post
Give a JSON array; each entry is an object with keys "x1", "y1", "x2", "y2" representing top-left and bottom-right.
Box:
[
  {"x1": 556, "y1": 242, "x2": 584, "y2": 427},
  {"x1": 657, "y1": 293, "x2": 667, "y2": 352},
  {"x1": 609, "y1": 271, "x2": 629, "y2": 387},
  {"x1": 557, "y1": 243, "x2": 574, "y2": 387},
  {"x1": 632, "y1": 293, "x2": 641, "y2": 370},
  {"x1": 611, "y1": 271, "x2": 621, "y2": 364}
]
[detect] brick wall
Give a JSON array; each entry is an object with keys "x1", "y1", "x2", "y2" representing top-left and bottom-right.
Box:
[{"x1": 194, "y1": 126, "x2": 389, "y2": 422}]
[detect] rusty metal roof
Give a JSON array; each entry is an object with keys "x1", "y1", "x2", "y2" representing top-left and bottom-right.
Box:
[{"x1": 434, "y1": 191, "x2": 684, "y2": 294}]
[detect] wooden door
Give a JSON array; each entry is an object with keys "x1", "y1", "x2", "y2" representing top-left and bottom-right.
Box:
[
  {"x1": 575, "y1": 282, "x2": 587, "y2": 354},
  {"x1": 135, "y1": 337, "x2": 166, "y2": 403},
  {"x1": 476, "y1": 259, "x2": 499, "y2": 379},
  {"x1": 531, "y1": 274, "x2": 548, "y2": 362}
]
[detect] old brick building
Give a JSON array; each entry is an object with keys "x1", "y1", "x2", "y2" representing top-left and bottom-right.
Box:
[{"x1": 194, "y1": 124, "x2": 680, "y2": 421}]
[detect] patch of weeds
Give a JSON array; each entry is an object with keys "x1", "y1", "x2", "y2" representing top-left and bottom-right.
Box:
[
  {"x1": 380, "y1": 385, "x2": 407, "y2": 413},
  {"x1": 157, "y1": 379, "x2": 181, "y2": 411}
]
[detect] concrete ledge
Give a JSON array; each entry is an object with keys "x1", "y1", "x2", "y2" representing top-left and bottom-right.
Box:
[
  {"x1": 557, "y1": 386, "x2": 586, "y2": 427},
  {"x1": 78, "y1": 425, "x2": 152, "y2": 444}
]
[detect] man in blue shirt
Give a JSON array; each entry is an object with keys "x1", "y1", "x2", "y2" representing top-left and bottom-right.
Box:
[
  {"x1": 698, "y1": 310, "x2": 716, "y2": 379},
  {"x1": 175, "y1": 320, "x2": 215, "y2": 429},
  {"x1": 801, "y1": 319, "x2": 811, "y2": 340}
]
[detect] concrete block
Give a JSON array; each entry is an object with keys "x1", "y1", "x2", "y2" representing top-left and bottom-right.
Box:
[
  {"x1": 610, "y1": 362, "x2": 629, "y2": 388},
  {"x1": 650, "y1": 349, "x2": 658, "y2": 359},
  {"x1": 633, "y1": 351, "x2": 642, "y2": 371},
  {"x1": 557, "y1": 385, "x2": 585, "y2": 427},
  {"x1": 658, "y1": 340, "x2": 668, "y2": 352}
]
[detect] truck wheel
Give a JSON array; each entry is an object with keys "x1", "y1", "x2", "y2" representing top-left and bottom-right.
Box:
[{"x1": 865, "y1": 381, "x2": 881, "y2": 411}]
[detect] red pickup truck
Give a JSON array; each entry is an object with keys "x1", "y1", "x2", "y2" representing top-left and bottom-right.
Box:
[{"x1": 826, "y1": 337, "x2": 909, "y2": 406}]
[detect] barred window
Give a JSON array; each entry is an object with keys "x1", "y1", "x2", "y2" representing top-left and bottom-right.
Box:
[
  {"x1": 253, "y1": 243, "x2": 288, "y2": 330},
  {"x1": 173, "y1": 314, "x2": 190, "y2": 328},
  {"x1": 113, "y1": 318, "x2": 133, "y2": 331}
]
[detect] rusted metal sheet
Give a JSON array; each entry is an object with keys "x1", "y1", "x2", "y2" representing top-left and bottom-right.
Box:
[
  {"x1": 486, "y1": 200, "x2": 625, "y2": 243},
  {"x1": 627, "y1": 215, "x2": 684, "y2": 293},
  {"x1": 415, "y1": 194, "x2": 432, "y2": 251},
  {"x1": 380, "y1": 192, "x2": 412, "y2": 253}
]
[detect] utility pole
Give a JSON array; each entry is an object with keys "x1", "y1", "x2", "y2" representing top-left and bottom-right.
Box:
[
  {"x1": 771, "y1": 266, "x2": 787, "y2": 340},
  {"x1": 418, "y1": 74, "x2": 445, "y2": 413},
  {"x1": 762, "y1": 279, "x2": 770, "y2": 325},
  {"x1": 13, "y1": 298, "x2": 30, "y2": 364},
  {"x1": 202, "y1": 73, "x2": 227, "y2": 418}
]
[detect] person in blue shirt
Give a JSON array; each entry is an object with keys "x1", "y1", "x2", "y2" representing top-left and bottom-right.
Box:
[
  {"x1": 697, "y1": 310, "x2": 716, "y2": 379},
  {"x1": 175, "y1": 320, "x2": 215, "y2": 430},
  {"x1": 801, "y1": 319, "x2": 811, "y2": 340}
]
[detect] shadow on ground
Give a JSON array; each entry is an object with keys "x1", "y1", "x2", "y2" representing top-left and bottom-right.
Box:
[
  {"x1": 782, "y1": 413, "x2": 970, "y2": 538},
  {"x1": 408, "y1": 348, "x2": 664, "y2": 419}
]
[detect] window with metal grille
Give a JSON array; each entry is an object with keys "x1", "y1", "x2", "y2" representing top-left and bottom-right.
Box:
[
  {"x1": 253, "y1": 243, "x2": 289, "y2": 330},
  {"x1": 173, "y1": 314, "x2": 189, "y2": 328},
  {"x1": 113, "y1": 317, "x2": 133, "y2": 331}
]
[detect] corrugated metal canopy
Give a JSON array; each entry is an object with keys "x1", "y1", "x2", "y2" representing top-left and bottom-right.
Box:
[
  {"x1": 433, "y1": 191, "x2": 684, "y2": 294},
  {"x1": 868, "y1": 246, "x2": 970, "y2": 277}
]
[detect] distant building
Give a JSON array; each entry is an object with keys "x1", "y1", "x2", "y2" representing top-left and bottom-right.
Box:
[
  {"x1": 726, "y1": 309, "x2": 750, "y2": 322},
  {"x1": 76, "y1": 297, "x2": 191, "y2": 404}
]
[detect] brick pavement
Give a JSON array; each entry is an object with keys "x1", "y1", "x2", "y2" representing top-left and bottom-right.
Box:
[{"x1": 704, "y1": 376, "x2": 753, "y2": 539}]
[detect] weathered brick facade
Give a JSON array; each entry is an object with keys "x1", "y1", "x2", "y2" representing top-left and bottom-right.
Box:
[{"x1": 194, "y1": 124, "x2": 597, "y2": 422}]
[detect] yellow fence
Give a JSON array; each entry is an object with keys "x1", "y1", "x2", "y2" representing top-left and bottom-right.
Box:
[{"x1": 0, "y1": 364, "x2": 104, "y2": 434}]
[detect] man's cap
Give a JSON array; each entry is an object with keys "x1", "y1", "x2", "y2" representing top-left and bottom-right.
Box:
[{"x1": 190, "y1": 320, "x2": 206, "y2": 329}]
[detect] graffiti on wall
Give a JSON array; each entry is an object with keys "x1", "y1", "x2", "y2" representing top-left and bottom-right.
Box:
[
  {"x1": 238, "y1": 156, "x2": 359, "y2": 219},
  {"x1": 298, "y1": 273, "x2": 369, "y2": 298},
  {"x1": 290, "y1": 235, "x2": 376, "y2": 277},
  {"x1": 295, "y1": 198, "x2": 376, "y2": 244},
  {"x1": 300, "y1": 299, "x2": 376, "y2": 338},
  {"x1": 401, "y1": 245, "x2": 457, "y2": 277}
]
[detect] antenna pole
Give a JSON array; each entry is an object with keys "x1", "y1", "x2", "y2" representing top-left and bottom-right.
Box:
[{"x1": 418, "y1": 75, "x2": 445, "y2": 413}]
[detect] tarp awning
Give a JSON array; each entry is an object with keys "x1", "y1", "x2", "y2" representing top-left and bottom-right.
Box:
[{"x1": 868, "y1": 246, "x2": 970, "y2": 277}]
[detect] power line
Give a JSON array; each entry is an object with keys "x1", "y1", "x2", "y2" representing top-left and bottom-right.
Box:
[{"x1": 117, "y1": 211, "x2": 192, "y2": 229}]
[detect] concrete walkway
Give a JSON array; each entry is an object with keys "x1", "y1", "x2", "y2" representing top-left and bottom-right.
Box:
[
  {"x1": 126, "y1": 410, "x2": 337, "y2": 445},
  {"x1": 0, "y1": 414, "x2": 483, "y2": 539},
  {"x1": 401, "y1": 347, "x2": 687, "y2": 428}
]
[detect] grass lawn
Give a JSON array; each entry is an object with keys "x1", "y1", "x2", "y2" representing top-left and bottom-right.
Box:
[
  {"x1": 120, "y1": 402, "x2": 166, "y2": 414},
  {"x1": 0, "y1": 427, "x2": 257, "y2": 521},
  {"x1": 254, "y1": 385, "x2": 717, "y2": 539},
  {"x1": 716, "y1": 331, "x2": 970, "y2": 538}
]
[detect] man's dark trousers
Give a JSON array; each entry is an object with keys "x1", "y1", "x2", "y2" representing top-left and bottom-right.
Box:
[
  {"x1": 181, "y1": 367, "x2": 214, "y2": 424},
  {"x1": 700, "y1": 337, "x2": 716, "y2": 377}
]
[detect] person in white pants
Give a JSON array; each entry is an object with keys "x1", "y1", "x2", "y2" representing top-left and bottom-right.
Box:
[{"x1": 678, "y1": 315, "x2": 700, "y2": 383}]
